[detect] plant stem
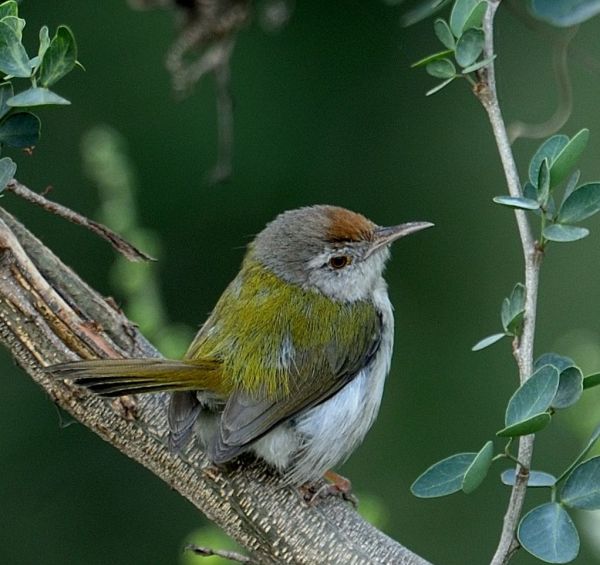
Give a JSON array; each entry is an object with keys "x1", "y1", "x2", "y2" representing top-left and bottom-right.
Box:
[{"x1": 474, "y1": 2, "x2": 544, "y2": 563}]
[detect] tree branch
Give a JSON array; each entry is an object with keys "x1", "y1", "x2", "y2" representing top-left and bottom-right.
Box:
[
  {"x1": 0, "y1": 204, "x2": 430, "y2": 565},
  {"x1": 474, "y1": 2, "x2": 543, "y2": 564}
]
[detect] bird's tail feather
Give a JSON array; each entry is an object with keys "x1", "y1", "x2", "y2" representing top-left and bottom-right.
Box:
[{"x1": 48, "y1": 358, "x2": 222, "y2": 397}]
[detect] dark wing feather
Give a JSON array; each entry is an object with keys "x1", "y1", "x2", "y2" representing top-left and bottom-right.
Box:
[{"x1": 209, "y1": 309, "x2": 382, "y2": 464}]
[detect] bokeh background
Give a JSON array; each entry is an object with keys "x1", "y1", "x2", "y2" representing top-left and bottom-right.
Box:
[{"x1": 1, "y1": 1, "x2": 600, "y2": 564}]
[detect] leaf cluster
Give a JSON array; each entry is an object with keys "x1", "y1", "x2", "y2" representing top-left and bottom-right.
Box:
[
  {"x1": 412, "y1": 0, "x2": 494, "y2": 95},
  {"x1": 412, "y1": 349, "x2": 600, "y2": 563},
  {"x1": 494, "y1": 129, "x2": 600, "y2": 244},
  {"x1": 0, "y1": 1, "x2": 79, "y2": 190}
]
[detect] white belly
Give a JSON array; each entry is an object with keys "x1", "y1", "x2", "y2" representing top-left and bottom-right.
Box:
[{"x1": 252, "y1": 282, "x2": 394, "y2": 485}]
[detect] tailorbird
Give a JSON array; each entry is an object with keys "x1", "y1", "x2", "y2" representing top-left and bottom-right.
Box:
[{"x1": 51, "y1": 205, "x2": 432, "y2": 491}]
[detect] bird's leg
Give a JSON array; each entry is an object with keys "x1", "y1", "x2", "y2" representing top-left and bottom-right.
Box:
[{"x1": 301, "y1": 470, "x2": 358, "y2": 507}]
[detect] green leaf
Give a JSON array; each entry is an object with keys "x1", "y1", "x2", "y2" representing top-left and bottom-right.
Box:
[
  {"x1": 0, "y1": 111, "x2": 40, "y2": 148},
  {"x1": 411, "y1": 452, "x2": 476, "y2": 498},
  {"x1": 0, "y1": 1, "x2": 18, "y2": 20},
  {"x1": 531, "y1": 0, "x2": 600, "y2": 27},
  {"x1": 411, "y1": 49, "x2": 454, "y2": 68},
  {"x1": 30, "y1": 25, "x2": 51, "y2": 72},
  {"x1": 529, "y1": 135, "x2": 569, "y2": 187},
  {"x1": 1, "y1": 16, "x2": 25, "y2": 40},
  {"x1": 534, "y1": 353, "x2": 575, "y2": 372},
  {"x1": 561, "y1": 456, "x2": 600, "y2": 510},
  {"x1": 501, "y1": 283, "x2": 525, "y2": 335},
  {"x1": 0, "y1": 80, "x2": 12, "y2": 119},
  {"x1": 433, "y1": 18, "x2": 455, "y2": 49},
  {"x1": 425, "y1": 58, "x2": 456, "y2": 79},
  {"x1": 583, "y1": 372, "x2": 600, "y2": 389},
  {"x1": 450, "y1": 0, "x2": 485, "y2": 36},
  {"x1": 497, "y1": 413, "x2": 552, "y2": 437},
  {"x1": 543, "y1": 224, "x2": 589, "y2": 242},
  {"x1": 518, "y1": 503, "x2": 579, "y2": 563},
  {"x1": 462, "y1": 1, "x2": 487, "y2": 30},
  {"x1": 461, "y1": 54, "x2": 496, "y2": 74},
  {"x1": 550, "y1": 129, "x2": 589, "y2": 188},
  {"x1": 7, "y1": 87, "x2": 70, "y2": 107},
  {"x1": 523, "y1": 181, "x2": 537, "y2": 202},
  {"x1": 552, "y1": 367, "x2": 583, "y2": 409},
  {"x1": 562, "y1": 170, "x2": 581, "y2": 205},
  {"x1": 425, "y1": 77, "x2": 455, "y2": 96},
  {"x1": 462, "y1": 441, "x2": 494, "y2": 494},
  {"x1": 505, "y1": 365, "x2": 559, "y2": 427},
  {"x1": 537, "y1": 158, "x2": 550, "y2": 205},
  {"x1": 493, "y1": 195, "x2": 539, "y2": 210},
  {"x1": 0, "y1": 154, "x2": 16, "y2": 191},
  {"x1": 558, "y1": 182, "x2": 600, "y2": 224},
  {"x1": 0, "y1": 19, "x2": 30, "y2": 77},
  {"x1": 472, "y1": 333, "x2": 505, "y2": 351},
  {"x1": 501, "y1": 469, "x2": 556, "y2": 487},
  {"x1": 455, "y1": 28, "x2": 484, "y2": 68},
  {"x1": 37, "y1": 25, "x2": 77, "y2": 87}
]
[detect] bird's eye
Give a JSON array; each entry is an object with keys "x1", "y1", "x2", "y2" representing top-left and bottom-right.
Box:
[{"x1": 328, "y1": 255, "x2": 351, "y2": 269}]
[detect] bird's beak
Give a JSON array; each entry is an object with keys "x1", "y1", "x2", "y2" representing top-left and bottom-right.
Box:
[{"x1": 367, "y1": 221, "x2": 434, "y2": 257}]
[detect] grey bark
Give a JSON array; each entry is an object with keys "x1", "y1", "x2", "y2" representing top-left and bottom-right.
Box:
[{"x1": 0, "y1": 206, "x2": 431, "y2": 565}]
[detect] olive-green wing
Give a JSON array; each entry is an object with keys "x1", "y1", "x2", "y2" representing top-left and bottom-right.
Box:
[{"x1": 208, "y1": 308, "x2": 382, "y2": 464}]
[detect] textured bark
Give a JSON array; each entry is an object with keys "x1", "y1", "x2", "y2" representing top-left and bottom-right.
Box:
[{"x1": 0, "y1": 206, "x2": 431, "y2": 565}]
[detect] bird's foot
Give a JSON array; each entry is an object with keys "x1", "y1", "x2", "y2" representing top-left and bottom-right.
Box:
[{"x1": 301, "y1": 470, "x2": 358, "y2": 507}]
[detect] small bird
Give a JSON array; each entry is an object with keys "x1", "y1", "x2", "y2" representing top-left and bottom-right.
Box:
[{"x1": 52, "y1": 205, "x2": 432, "y2": 493}]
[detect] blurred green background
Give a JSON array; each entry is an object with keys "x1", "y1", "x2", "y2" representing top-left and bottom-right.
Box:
[{"x1": 1, "y1": 1, "x2": 600, "y2": 564}]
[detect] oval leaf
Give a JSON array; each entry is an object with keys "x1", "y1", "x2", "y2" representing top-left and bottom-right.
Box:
[
  {"x1": 449, "y1": 0, "x2": 481, "y2": 36},
  {"x1": 455, "y1": 28, "x2": 484, "y2": 68},
  {"x1": 462, "y1": 440, "x2": 494, "y2": 494},
  {"x1": 411, "y1": 452, "x2": 476, "y2": 498},
  {"x1": 501, "y1": 469, "x2": 556, "y2": 487},
  {"x1": 0, "y1": 155, "x2": 16, "y2": 191},
  {"x1": 529, "y1": 135, "x2": 569, "y2": 187},
  {"x1": 493, "y1": 195, "x2": 540, "y2": 210},
  {"x1": 7, "y1": 87, "x2": 70, "y2": 107},
  {"x1": 426, "y1": 58, "x2": 456, "y2": 79},
  {"x1": 472, "y1": 332, "x2": 505, "y2": 351},
  {"x1": 505, "y1": 365, "x2": 559, "y2": 426},
  {"x1": 0, "y1": 1, "x2": 18, "y2": 19},
  {"x1": 425, "y1": 77, "x2": 455, "y2": 96},
  {"x1": 462, "y1": 0, "x2": 487, "y2": 31},
  {"x1": 543, "y1": 224, "x2": 589, "y2": 242},
  {"x1": 550, "y1": 129, "x2": 589, "y2": 188},
  {"x1": 531, "y1": 0, "x2": 600, "y2": 27},
  {"x1": 518, "y1": 503, "x2": 579, "y2": 563},
  {"x1": 0, "y1": 19, "x2": 30, "y2": 77},
  {"x1": 461, "y1": 54, "x2": 496, "y2": 74},
  {"x1": 561, "y1": 456, "x2": 600, "y2": 510},
  {"x1": 534, "y1": 353, "x2": 575, "y2": 372},
  {"x1": 0, "y1": 111, "x2": 40, "y2": 147},
  {"x1": 411, "y1": 49, "x2": 454, "y2": 69},
  {"x1": 433, "y1": 18, "x2": 455, "y2": 49},
  {"x1": 497, "y1": 412, "x2": 551, "y2": 437},
  {"x1": 38, "y1": 25, "x2": 77, "y2": 87},
  {"x1": 552, "y1": 367, "x2": 583, "y2": 409},
  {"x1": 558, "y1": 182, "x2": 600, "y2": 223}
]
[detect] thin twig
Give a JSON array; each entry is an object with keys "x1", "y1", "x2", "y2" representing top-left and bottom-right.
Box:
[
  {"x1": 185, "y1": 544, "x2": 256, "y2": 564},
  {"x1": 5, "y1": 179, "x2": 155, "y2": 262},
  {"x1": 473, "y1": 2, "x2": 544, "y2": 564}
]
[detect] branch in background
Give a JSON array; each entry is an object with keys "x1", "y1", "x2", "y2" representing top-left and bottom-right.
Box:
[
  {"x1": 127, "y1": 0, "x2": 250, "y2": 183},
  {"x1": 5, "y1": 179, "x2": 155, "y2": 262},
  {"x1": 0, "y1": 205, "x2": 431, "y2": 565},
  {"x1": 474, "y1": 2, "x2": 544, "y2": 564}
]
